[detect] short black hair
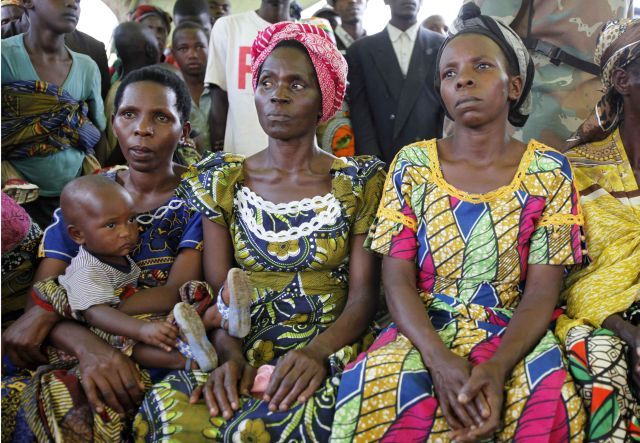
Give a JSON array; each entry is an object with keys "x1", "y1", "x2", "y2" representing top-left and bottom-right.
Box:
[
  {"x1": 113, "y1": 22, "x2": 159, "y2": 63},
  {"x1": 314, "y1": 7, "x2": 339, "y2": 20},
  {"x1": 114, "y1": 66, "x2": 191, "y2": 124},
  {"x1": 173, "y1": 0, "x2": 209, "y2": 17},
  {"x1": 172, "y1": 22, "x2": 209, "y2": 46},
  {"x1": 60, "y1": 175, "x2": 129, "y2": 227},
  {"x1": 290, "y1": 1, "x2": 302, "y2": 20}
]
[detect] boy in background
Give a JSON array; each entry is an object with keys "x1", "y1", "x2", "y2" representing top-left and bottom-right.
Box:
[{"x1": 172, "y1": 22, "x2": 211, "y2": 153}]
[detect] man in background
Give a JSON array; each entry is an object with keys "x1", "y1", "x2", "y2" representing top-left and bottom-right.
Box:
[
  {"x1": 330, "y1": 0, "x2": 367, "y2": 55},
  {"x1": 130, "y1": 4, "x2": 172, "y2": 62},
  {"x1": 102, "y1": 21, "x2": 160, "y2": 165},
  {"x1": 208, "y1": 0, "x2": 230, "y2": 27},
  {"x1": 347, "y1": 0, "x2": 445, "y2": 164},
  {"x1": 173, "y1": 0, "x2": 211, "y2": 31},
  {"x1": 173, "y1": 22, "x2": 211, "y2": 153},
  {"x1": 422, "y1": 14, "x2": 448, "y2": 35},
  {"x1": 1, "y1": 0, "x2": 23, "y2": 27},
  {"x1": 313, "y1": 6, "x2": 340, "y2": 31}
]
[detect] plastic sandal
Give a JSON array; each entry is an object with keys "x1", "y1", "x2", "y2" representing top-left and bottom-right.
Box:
[
  {"x1": 173, "y1": 302, "x2": 218, "y2": 372},
  {"x1": 225, "y1": 268, "x2": 252, "y2": 338}
]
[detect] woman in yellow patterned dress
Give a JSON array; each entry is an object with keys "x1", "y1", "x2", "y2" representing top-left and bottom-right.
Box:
[
  {"x1": 332, "y1": 4, "x2": 586, "y2": 442},
  {"x1": 132, "y1": 22, "x2": 386, "y2": 442},
  {"x1": 556, "y1": 19, "x2": 640, "y2": 442}
]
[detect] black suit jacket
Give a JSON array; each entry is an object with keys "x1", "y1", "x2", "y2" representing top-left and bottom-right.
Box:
[{"x1": 347, "y1": 27, "x2": 445, "y2": 165}]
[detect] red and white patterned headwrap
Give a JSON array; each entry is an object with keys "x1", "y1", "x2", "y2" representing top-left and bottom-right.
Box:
[{"x1": 251, "y1": 21, "x2": 347, "y2": 123}]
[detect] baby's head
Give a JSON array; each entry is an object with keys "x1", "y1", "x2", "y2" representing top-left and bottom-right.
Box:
[{"x1": 60, "y1": 176, "x2": 139, "y2": 259}]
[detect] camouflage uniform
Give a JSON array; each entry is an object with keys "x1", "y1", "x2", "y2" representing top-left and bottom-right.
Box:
[{"x1": 465, "y1": 0, "x2": 632, "y2": 150}]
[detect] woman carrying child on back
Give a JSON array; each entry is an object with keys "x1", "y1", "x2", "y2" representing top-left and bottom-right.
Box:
[
  {"x1": 331, "y1": 4, "x2": 587, "y2": 442},
  {"x1": 1, "y1": 0, "x2": 106, "y2": 228}
]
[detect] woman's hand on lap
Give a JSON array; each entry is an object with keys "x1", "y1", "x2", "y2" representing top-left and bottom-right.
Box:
[
  {"x1": 190, "y1": 356, "x2": 256, "y2": 419},
  {"x1": 78, "y1": 340, "x2": 145, "y2": 417},
  {"x1": 1, "y1": 306, "x2": 60, "y2": 368},
  {"x1": 263, "y1": 345, "x2": 328, "y2": 412},
  {"x1": 428, "y1": 350, "x2": 489, "y2": 434},
  {"x1": 451, "y1": 360, "x2": 506, "y2": 441}
]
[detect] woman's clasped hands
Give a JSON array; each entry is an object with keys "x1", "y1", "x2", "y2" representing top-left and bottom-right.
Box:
[{"x1": 429, "y1": 350, "x2": 506, "y2": 442}]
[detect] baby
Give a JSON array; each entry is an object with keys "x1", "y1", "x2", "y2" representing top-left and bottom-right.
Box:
[{"x1": 51, "y1": 175, "x2": 251, "y2": 371}]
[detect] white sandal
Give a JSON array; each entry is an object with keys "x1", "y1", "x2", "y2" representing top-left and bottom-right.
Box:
[
  {"x1": 173, "y1": 302, "x2": 218, "y2": 372},
  {"x1": 217, "y1": 268, "x2": 252, "y2": 338}
]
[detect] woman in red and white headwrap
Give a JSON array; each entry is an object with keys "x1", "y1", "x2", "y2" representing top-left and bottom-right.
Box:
[{"x1": 133, "y1": 22, "x2": 386, "y2": 442}]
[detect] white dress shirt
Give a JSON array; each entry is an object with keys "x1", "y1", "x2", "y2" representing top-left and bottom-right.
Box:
[
  {"x1": 335, "y1": 25, "x2": 356, "y2": 50},
  {"x1": 386, "y1": 22, "x2": 420, "y2": 77}
]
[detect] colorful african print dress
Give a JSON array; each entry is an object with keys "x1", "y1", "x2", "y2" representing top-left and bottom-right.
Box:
[
  {"x1": 332, "y1": 139, "x2": 587, "y2": 442},
  {"x1": 556, "y1": 128, "x2": 640, "y2": 442},
  {"x1": 1, "y1": 168, "x2": 203, "y2": 443},
  {"x1": 132, "y1": 152, "x2": 385, "y2": 442}
]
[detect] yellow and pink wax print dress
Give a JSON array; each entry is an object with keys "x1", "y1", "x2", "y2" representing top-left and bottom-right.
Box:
[{"x1": 332, "y1": 139, "x2": 587, "y2": 442}]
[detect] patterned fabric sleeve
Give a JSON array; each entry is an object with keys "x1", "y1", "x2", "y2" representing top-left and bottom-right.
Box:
[
  {"x1": 529, "y1": 153, "x2": 584, "y2": 266},
  {"x1": 352, "y1": 157, "x2": 386, "y2": 235},
  {"x1": 364, "y1": 148, "x2": 419, "y2": 260},
  {"x1": 176, "y1": 152, "x2": 245, "y2": 228},
  {"x1": 38, "y1": 208, "x2": 78, "y2": 263},
  {"x1": 177, "y1": 209, "x2": 203, "y2": 251}
]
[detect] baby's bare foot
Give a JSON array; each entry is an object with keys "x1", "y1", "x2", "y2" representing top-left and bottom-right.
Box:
[
  {"x1": 202, "y1": 305, "x2": 222, "y2": 330},
  {"x1": 221, "y1": 282, "x2": 231, "y2": 307}
]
